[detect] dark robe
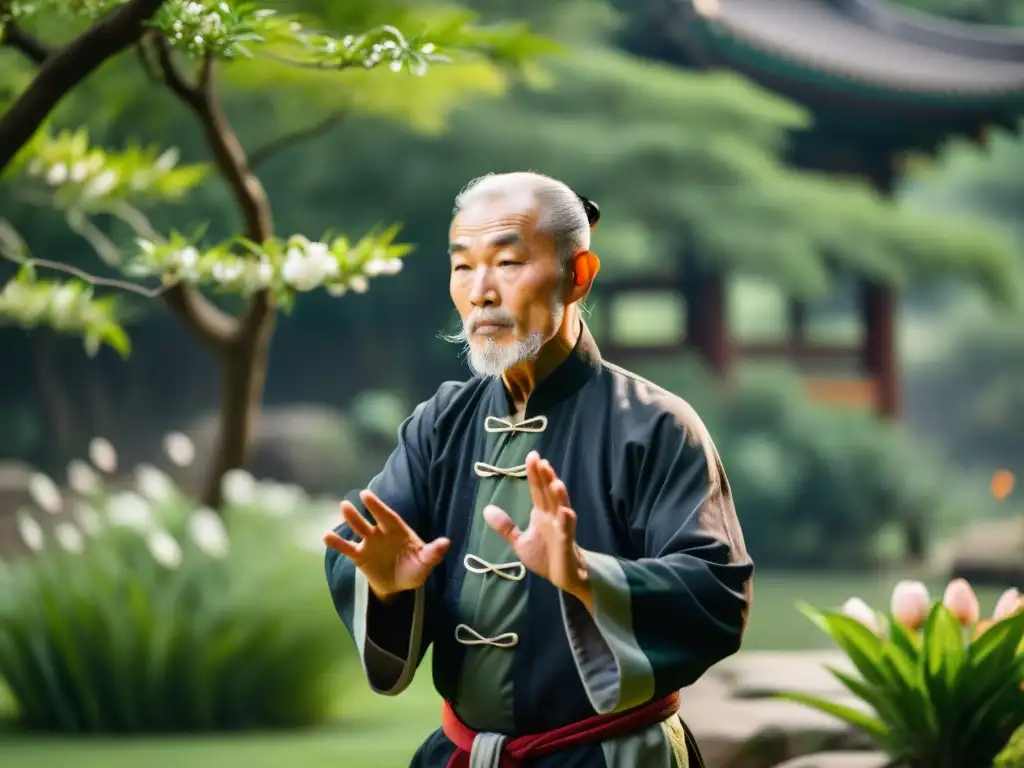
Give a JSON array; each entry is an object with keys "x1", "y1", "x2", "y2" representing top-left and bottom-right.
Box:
[{"x1": 325, "y1": 324, "x2": 754, "y2": 767}]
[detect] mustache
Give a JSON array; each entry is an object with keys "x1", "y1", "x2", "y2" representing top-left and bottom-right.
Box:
[{"x1": 468, "y1": 309, "x2": 515, "y2": 332}]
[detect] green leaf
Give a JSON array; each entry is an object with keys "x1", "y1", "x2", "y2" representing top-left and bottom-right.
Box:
[
  {"x1": 921, "y1": 604, "x2": 966, "y2": 734},
  {"x1": 800, "y1": 604, "x2": 890, "y2": 687},
  {"x1": 777, "y1": 691, "x2": 894, "y2": 747}
]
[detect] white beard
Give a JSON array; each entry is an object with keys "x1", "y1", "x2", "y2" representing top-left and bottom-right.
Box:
[{"x1": 449, "y1": 299, "x2": 565, "y2": 378}]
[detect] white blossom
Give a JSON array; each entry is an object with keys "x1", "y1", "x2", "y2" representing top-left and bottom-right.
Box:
[
  {"x1": 106, "y1": 491, "x2": 154, "y2": 530},
  {"x1": 187, "y1": 507, "x2": 230, "y2": 558},
  {"x1": 70, "y1": 161, "x2": 89, "y2": 183},
  {"x1": 212, "y1": 259, "x2": 244, "y2": 284},
  {"x1": 74, "y1": 501, "x2": 103, "y2": 536},
  {"x1": 257, "y1": 482, "x2": 306, "y2": 516},
  {"x1": 16, "y1": 510, "x2": 44, "y2": 552},
  {"x1": 49, "y1": 285, "x2": 79, "y2": 326},
  {"x1": 55, "y1": 523, "x2": 85, "y2": 554},
  {"x1": 83, "y1": 169, "x2": 119, "y2": 199},
  {"x1": 46, "y1": 162, "x2": 68, "y2": 185},
  {"x1": 88, "y1": 437, "x2": 118, "y2": 473},
  {"x1": 221, "y1": 468, "x2": 256, "y2": 506},
  {"x1": 841, "y1": 597, "x2": 883, "y2": 635},
  {"x1": 165, "y1": 246, "x2": 200, "y2": 282},
  {"x1": 281, "y1": 242, "x2": 339, "y2": 292},
  {"x1": 154, "y1": 147, "x2": 179, "y2": 172},
  {"x1": 162, "y1": 432, "x2": 196, "y2": 468},
  {"x1": 67, "y1": 459, "x2": 101, "y2": 495},
  {"x1": 348, "y1": 276, "x2": 369, "y2": 294},
  {"x1": 135, "y1": 463, "x2": 176, "y2": 503},
  {"x1": 28, "y1": 472, "x2": 62, "y2": 514},
  {"x1": 147, "y1": 530, "x2": 183, "y2": 569}
]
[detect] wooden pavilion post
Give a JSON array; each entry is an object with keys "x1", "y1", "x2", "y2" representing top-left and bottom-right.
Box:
[
  {"x1": 682, "y1": 255, "x2": 732, "y2": 377},
  {"x1": 861, "y1": 281, "x2": 900, "y2": 418}
]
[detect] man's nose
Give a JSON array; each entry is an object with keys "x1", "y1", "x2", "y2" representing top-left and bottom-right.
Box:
[{"x1": 469, "y1": 267, "x2": 498, "y2": 307}]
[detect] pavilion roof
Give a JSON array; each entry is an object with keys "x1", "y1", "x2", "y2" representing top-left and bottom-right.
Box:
[{"x1": 684, "y1": 0, "x2": 1024, "y2": 100}]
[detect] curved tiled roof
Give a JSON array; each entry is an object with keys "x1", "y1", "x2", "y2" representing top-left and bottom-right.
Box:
[{"x1": 690, "y1": 0, "x2": 1024, "y2": 95}]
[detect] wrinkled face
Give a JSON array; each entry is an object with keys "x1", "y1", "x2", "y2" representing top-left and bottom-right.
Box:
[{"x1": 448, "y1": 194, "x2": 566, "y2": 377}]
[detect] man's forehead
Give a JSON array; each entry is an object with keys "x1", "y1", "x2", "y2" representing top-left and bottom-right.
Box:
[{"x1": 450, "y1": 194, "x2": 539, "y2": 237}]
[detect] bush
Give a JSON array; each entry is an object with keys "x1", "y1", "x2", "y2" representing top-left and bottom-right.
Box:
[
  {"x1": 782, "y1": 579, "x2": 1024, "y2": 768},
  {"x1": 632, "y1": 357, "x2": 983, "y2": 568},
  {"x1": 0, "y1": 435, "x2": 349, "y2": 733}
]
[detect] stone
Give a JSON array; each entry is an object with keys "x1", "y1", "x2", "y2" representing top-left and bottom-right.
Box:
[
  {"x1": 712, "y1": 651, "x2": 856, "y2": 699},
  {"x1": 772, "y1": 752, "x2": 890, "y2": 768},
  {"x1": 681, "y1": 652, "x2": 876, "y2": 768},
  {"x1": 182, "y1": 405, "x2": 385, "y2": 496}
]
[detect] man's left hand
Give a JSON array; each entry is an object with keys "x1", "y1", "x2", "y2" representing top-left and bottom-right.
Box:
[{"x1": 483, "y1": 451, "x2": 594, "y2": 612}]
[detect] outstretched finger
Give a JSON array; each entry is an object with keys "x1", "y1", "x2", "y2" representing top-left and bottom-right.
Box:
[
  {"x1": 524, "y1": 452, "x2": 548, "y2": 512},
  {"x1": 557, "y1": 505, "x2": 577, "y2": 544},
  {"x1": 341, "y1": 500, "x2": 374, "y2": 539},
  {"x1": 360, "y1": 489, "x2": 402, "y2": 533},
  {"x1": 548, "y1": 477, "x2": 571, "y2": 511},
  {"x1": 323, "y1": 530, "x2": 362, "y2": 560},
  {"x1": 483, "y1": 505, "x2": 523, "y2": 548},
  {"x1": 538, "y1": 460, "x2": 563, "y2": 512}
]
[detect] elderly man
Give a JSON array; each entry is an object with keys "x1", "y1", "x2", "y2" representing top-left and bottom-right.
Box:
[{"x1": 324, "y1": 171, "x2": 753, "y2": 767}]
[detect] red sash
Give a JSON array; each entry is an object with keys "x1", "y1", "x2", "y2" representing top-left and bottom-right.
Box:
[{"x1": 442, "y1": 691, "x2": 681, "y2": 767}]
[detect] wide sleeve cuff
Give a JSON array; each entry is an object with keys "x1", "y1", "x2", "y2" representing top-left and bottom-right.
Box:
[
  {"x1": 558, "y1": 549, "x2": 656, "y2": 714},
  {"x1": 353, "y1": 569, "x2": 426, "y2": 696}
]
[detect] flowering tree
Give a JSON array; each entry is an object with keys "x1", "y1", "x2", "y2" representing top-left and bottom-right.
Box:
[{"x1": 0, "y1": 0, "x2": 550, "y2": 506}]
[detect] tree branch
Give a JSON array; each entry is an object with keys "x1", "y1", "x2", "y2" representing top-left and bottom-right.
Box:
[
  {"x1": 1, "y1": 20, "x2": 53, "y2": 65},
  {"x1": 162, "y1": 282, "x2": 239, "y2": 347},
  {"x1": 7, "y1": 256, "x2": 166, "y2": 297},
  {"x1": 152, "y1": 37, "x2": 274, "y2": 334},
  {"x1": 0, "y1": 0, "x2": 168, "y2": 172},
  {"x1": 248, "y1": 110, "x2": 348, "y2": 170}
]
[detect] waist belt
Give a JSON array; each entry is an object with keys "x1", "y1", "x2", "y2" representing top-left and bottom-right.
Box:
[{"x1": 441, "y1": 691, "x2": 683, "y2": 768}]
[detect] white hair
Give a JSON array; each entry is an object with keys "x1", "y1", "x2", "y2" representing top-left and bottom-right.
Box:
[
  {"x1": 442, "y1": 171, "x2": 588, "y2": 377},
  {"x1": 452, "y1": 171, "x2": 591, "y2": 272}
]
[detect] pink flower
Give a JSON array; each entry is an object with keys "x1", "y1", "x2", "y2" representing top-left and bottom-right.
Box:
[
  {"x1": 841, "y1": 597, "x2": 882, "y2": 635},
  {"x1": 993, "y1": 587, "x2": 1022, "y2": 621},
  {"x1": 943, "y1": 578, "x2": 980, "y2": 626},
  {"x1": 891, "y1": 580, "x2": 931, "y2": 631}
]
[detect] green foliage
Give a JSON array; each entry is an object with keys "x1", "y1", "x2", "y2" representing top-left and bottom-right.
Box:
[
  {"x1": 782, "y1": 599, "x2": 1024, "y2": 768},
  {"x1": 297, "y1": 43, "x2": 1017, "y2": 302},
  {"x1": 632, "y1": 357, "x2": 964, "y2": 568},
  {"x1": 5, "y1": 126, "x2": 208, "y2": 219},
  {"x1": 0, "y1": 270, "x2": 129, "y2": 357},
  {"x1": 997, "y1": 725, "x2": 1024, "y2": 768},
  {"x1": 1, "y1": 0, "x2": 555, "y2": 355},
  {"x1": 0, "y1": 458, "x2": 345, "y2": 733},
  {"x1": 128, "y1": 224, "x2": 411, "y2": 311}
]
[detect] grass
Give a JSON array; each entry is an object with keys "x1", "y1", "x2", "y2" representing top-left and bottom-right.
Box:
[{"x1": 0, "y1": 571, "x2": 1008, "y2": 768}]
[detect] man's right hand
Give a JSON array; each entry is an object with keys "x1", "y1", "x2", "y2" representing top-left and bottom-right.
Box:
[{"x1": 323, "y1": 489, "x2": 450, "y2": 602}]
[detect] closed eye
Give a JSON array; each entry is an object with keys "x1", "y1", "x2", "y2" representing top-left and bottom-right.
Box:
[{"x1": 498, "y1": 260, "x2": 520, "y2": 267}]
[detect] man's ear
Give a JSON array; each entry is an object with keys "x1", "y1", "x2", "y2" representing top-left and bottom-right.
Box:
[{"x1": 568, "y1": 251, "x2": 600, "y2": 302}]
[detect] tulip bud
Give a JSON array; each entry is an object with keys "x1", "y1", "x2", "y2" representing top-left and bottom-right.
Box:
[
  {"x1": 993, "y1": 587, "x2": 1022, "y2": 622},
  {"x1": 891, "y1": 580, "x2": 930, "y2": 631},
  {"x1": 842, "y1": 597, "x2": 882, "y2": 635},
  {"x1": 943, "y1": 578, "x2": 981, "y2": 627}
]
